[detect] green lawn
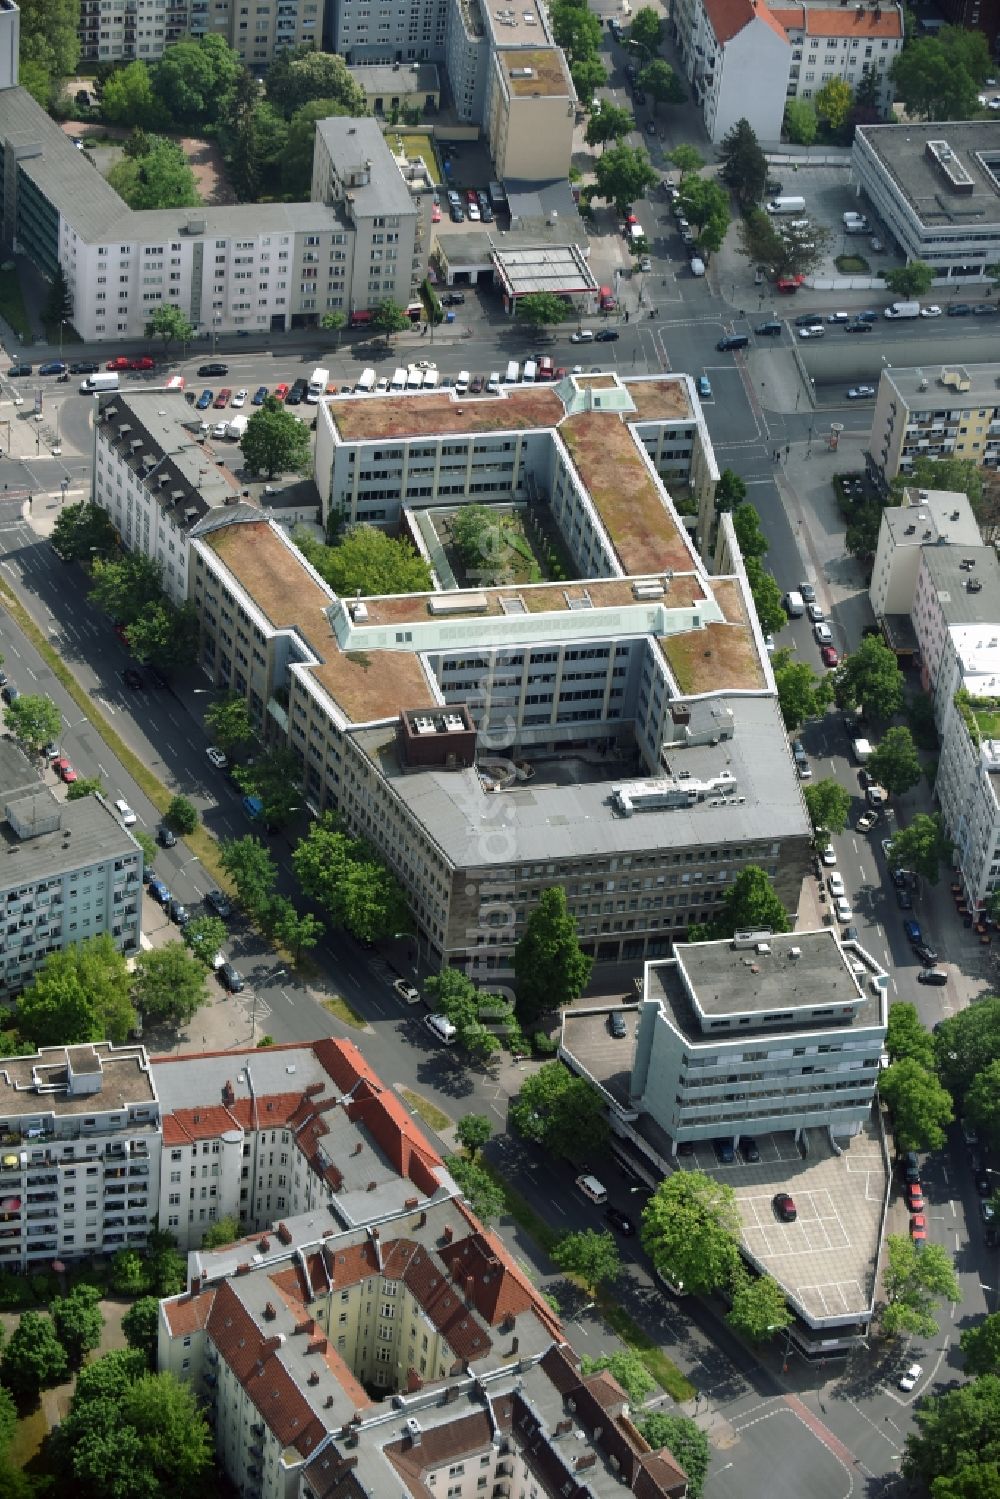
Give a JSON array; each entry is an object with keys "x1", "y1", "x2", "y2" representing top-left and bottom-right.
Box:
[{"x1": 0, "y1": 267, "x2": 32, "y2": 341}]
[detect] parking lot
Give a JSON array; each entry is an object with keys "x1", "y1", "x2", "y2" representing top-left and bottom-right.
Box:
[{"x1": 762, "y1": 163, "x2": 902, "y2": 279}]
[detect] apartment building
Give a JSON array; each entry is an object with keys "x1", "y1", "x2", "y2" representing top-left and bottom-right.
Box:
[
  {"x1": 328, "y1": 0, "x2": 449, "y2": 63},
  {"x1": 853, "y1": 121, "x2": 1000, "y2": 284},
  {"x1": 0, "y1": 741, "x2": 143, "y2": 1000},
  {"x1": 869, "y1": 485, "x2": 980, "y2": 620},
  {"x1": 938, "y1": 691, "x2": 1000, "y2": 909},
  {"x1": 179, "y1": 372, "x2": 810, "y2": 972},
  {"x1": 910, "y1": 545, "x2": 1000, "y2": 715},
  {"x1": 78, "y1": 0, "x2": 321, "y2": 66},
  {"x1": 671, "y1": 0, "x2": 902, "y2": 143},
  {"x1": 0, "y1": 1042, "x2": 160, "y2": 1271},
  {"x1": 869, "y1": 362, "x2": 1000, "y2": 487},
  {"x1": 149, "y1": 1037, "x2": 450, "y2": 1250},
  {"x1": 0, "y1": 19, "x2": 427, "y2": 341},
  {"x1": 485, "y1": 42, "x2": 574, "y2": 182}
]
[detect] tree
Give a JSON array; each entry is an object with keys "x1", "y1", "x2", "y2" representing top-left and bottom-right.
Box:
[
  {"x1": 570, "y1": 57, "x2": 607, "y2": 106},
  {"x1": 554, "y1": 1228, "x2": 620, "y2": 1295},
  {"x1": 165, "y1": 794, "x2": 198, "y2": 836},
  {"x1": 241, "y1": 396, "x2": 312, "y2": 479},
  {"x1": 89, "y1": 552, "x2": 163, "y2": 625},
  {"x1": 887, "y1": 813, "x2": 951, "y2": 886},
  {"x1": 182, "y1": 914, "x2": 228, "y2": 968},
  {"x1": 814, "y1": 76, "x2": 853, "y2": 134},
  {"x1": 51, "y1": 1284, "x2": 103, "y2": 1367},
  {"x1": 43, "y1": 264, "x2": 73, "y2": 330},
  {"x1": 66, "y1": 776, "x2": 105, "y2": 801},
  {"x1": 641, "y1": 1170, "x2": 741, "y2": 1294},
  {"x1": 144, "y1": 1230, "x2": 186, "y2": 1298},
  {"x1": 110, "y1": 1249, "x2": 148, "y2": 1298},
  {"x1": 106, "y1": 138, "x2": 200, "y2": 210},
  {"x1": 550, "y1": 0, "x2": 602, "y2": 64},
  {"x1": 718, "y1": 117, "x2": 767, "y2": 212},
  {"x1": 0, "y1": 1385, "x2": 16, "y2": 1451},
  {"x1": 714, "y1": 469, "x2": 747, "y2": 512},
  {"x1": 934, "y1": 999, "x2": 1000, "y2": 1104},
  {"x1": 152, "y1": 35, "x2": 242, "y2": 126},
  {"x1": 121, "y1": 1297, "x2": 161, "y2": 1369},
  {"x1": 320, "y1": 310, "x2": 346, "y2": 346},
  {"x1": 509, "y1": 1061, "x2": 609, "y2": 1159},
  {"x1": 885, "y1": 261, "x2": 936, "y2": 299},
  {"x1": 201, "y1": 1215, "x2": 241, "y2": 1248},
  {"x1": 965, "y1": 1061, "x2": 1000, "y2": 1153},
  {"x1": 867, "y1": 725, "x2": 923, "y2": 796},
  {"x1": 961, "y1": 1315, "x2": 1000, "y2": 1377},
  {"x1": 784, "y1": 98, "x2": 817, "y2": 145},
  {"x1": 736, "y1": 207, "x2": 830, "y2": 278},
  {"x1": 886, "y1": 1002, "x2": 936, "y2": 1070},
  {"x1": 4, "y1": 693, "x2": 63, "y2": 755},
  {"x1": 835, "y1": 635, "x2": 904, "y2": 720},
  {"x1": 51, "y1": 500, "x2": 117, "y2": 562},
  {"x1": 372, "y1": 298, "x2": 409, "y2": 344},
  {"x1": 803, "y1": 779, "x2": 852, "y2": 838},
  {"x1": 266, "y1": 47, "x2": 367, "y2": 116},
  {"x1": 585, "y1": 100, "x2": 634, "y2": 152},
  {"x1": 883, "y1": 1234, "x2": 961, "y2": 1339},
  {"x1": 636, "y1": 1415, "x2": 710, "y2": 1499},
  {"x1": 846, "y1": 500, "x2": 886, "y2": 562},
  {"x1": 629, "y1": 5, "x2": 663, "y2": 54},
  {"x1": 516, "y1": 291, "x2": 571, "y2": 331},
  {"x1": 146, "y1": 304, "x2": 193, "y2": 353},
  {"x1": 19, "y1": 57, "x2": 52, "y2": 108},
  {"x1": 294, "y1": 523, "x2": 432, "y2": 597},
  {"x1": 714, "y1": 865, "x2": 790, "y2": 939},
  {"x1": 593, "y1": 141, "x2": 657, "y2": 217},
  {"x1": 744, "y1": 558, "x2": 787, "y2": 636},
  {"x1": 890, "y1": 28, "x2": 990, "y2": 122},
  {"x1": 277, "y1": 98, "x2": 352, "y2": 198},
  {"x1": 132, "y1": 942, "x2": 208, "y2": 1027},
  {"x1": 677, "y1": 174, "x2": 730, "y2": 252},
  {"x1": 456, "y1": 1114, "x2": 492, "y2": 1158},
  {"x1": 100, "y1": 60, "x2": 163, "y2": 128},
  {"x1": 1, "y1": 1311, "x2": 68, "y2": 1398},
  {"x1": 514, "y1": 887, "x2": 592, "y2": 1027},
  {"x1": 902, "y1": 1375, "x2": 1000, "y2": 1492},
  {"x1": 731, "y1": 502, "x2": 767, "y2": 558},
  {"x1": 204, "y1": 694, "x2": 253, "y2": 754},
  {"x1": 668, "y1": 143, "x2": 704, "y2": 178},
  {"x1": 292, "y1": 816, "x2": 411, "y2": 945},
  {"x1": 880, "y1": 1058, "x2": 953, "y2": 1152},
  {"x1": 423, "y1": 969, "x2": 504, "y2": 1061},
  {"x1": 773, "y1": 650, "x2": 833, "y2": 731},
  {"x1": 18, "y1": 0, "x2": 80, "y2": 81},
  {"x1": 17, "y1": 935, "x2": 134, "y2": 1046},
  {"x1": 271, "y1": 901, "x2": 324, "y2": 965},
  {"x1": 59, "y1": 1363, "x2": 212, "y2": 1499},
  {"x1": 640, "y1": 59, "x2": 685, "y2": 109},
  {"x1": 727, "y1": 1265, "x2": 792, "y2": 1342},
  {"x1": 126, "y1": 600, "x2": 199, "y2": 671},
  {"x1": 232, "y1": 748, "x2": 303, "y2": 831},
  {"x1": 448, "y1": 1156, "x2": 505, "y2": 1221},
  {"x1": 580, "y1": 1350, "x2": 655, "y2": 1406}
]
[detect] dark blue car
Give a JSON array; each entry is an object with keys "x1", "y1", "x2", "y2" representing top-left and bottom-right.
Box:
[
  {"x1": 148, "y1": 878, "x2": 171, "y2": 906},
  {"x1": 196, "y1": 388, "x2": 213, "y2": 410},
  {"x1": 903, "y1": 919, "x2": 922, "y2": 945},
  {"x1": 252, "y1": 385, "x2": 268, "y2": 405},
  {"x1": 39, "y1": 360, "x2": 68, "y2": 375}
]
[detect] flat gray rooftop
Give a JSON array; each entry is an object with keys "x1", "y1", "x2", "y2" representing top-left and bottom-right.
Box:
[
  {"x1": 675, "y1": 930, "x2": 869, "y2": 1019},
  {"x1": 493, "y1": 243, "x2": 598, "y2": 298},
  {"x1": 882, "y1": 488, "x2": 979, "y2": 549},
  {"x1": 920, "y1": 546, "x2": 1000, "y2": 627},
  {"x1": 559, "y1": 1008, "x2": 640, "y2": 1109},
  {"x1": 858, "y1": 121, "x2": 1000, "y2": 230},
  {"x1": 0, "y1": 1043, "x2": 156, "y2": 1119},
  {"x1": 315, "y1": 117, "x2": 415, "y2": 219},
  {"x1": 0, "y1": 791, "x2": 139, "y2": 887},
  {"x1": 352, "y1": 693, "x2": 810, "y2": 868},
  {"x1": 349, "y1": 61, "x2": 440, "y2": 96},
  {"x1": 886, "y1": 363, "x2": 1000, "y2": 409}
]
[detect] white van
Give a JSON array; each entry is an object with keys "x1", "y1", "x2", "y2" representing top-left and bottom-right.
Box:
[
  {"x1": 767, "y1": 195, "x2": 806, "y2": 214},
  {"x1": 504, "y1": 359, "x2": 520, "y2": 384},
  {"x1": 406, "y1": 366, "x2": 423, "y2": 390},
  {"x1": 424, "y1": 1013, "x2": 457, "y2": 1046},
  {"x1": 784, "y1": 590, "x2": 805, "y2": 617},
  {"x1": 522, "y1": 358, "x2": 537, "y2": 383},
  {"x1": 575, "y1": 1174, "x2": 608, "y2": 1204},
  {"x1": 306, "y1": 366, "x2": 329, "y2": 402},
  {"x1": 390, "y1": 367, "x2": 407, "y2": 391},
  {"x1": 422, "y1": 368, "x2": 440, "y2": 388},
  {"x1": 487, "y1": 372, "x2": 501, "y2": 393},
  {"x1": 355, "y1": 367, "x2": 376, "y2": 392},
  {"x1": 454, "y1": 370, "x2": 470, "y2": 393}
]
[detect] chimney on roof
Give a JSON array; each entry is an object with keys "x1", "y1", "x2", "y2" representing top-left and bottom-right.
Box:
[
  {"x1": 258, "y1": 1237, "x2": 270, "y2": 1254},
  {"x1": 295, "y1": 1318, "x2": 313, "y2": 1335},
  {"x1": 404, "y1": 1197, "x2": 419, "y2": 1210},
  {"x1": 556, "y1": 1419, "x2": 573, "y2": 1437},
  {"x1": 406, "y1": 1368, "x2": 424, "y2": 1394},
  {"x1": 324, "y1": 1395, "x2": 335, "y2": 1408},
  {"x1": 308, "y1": 1336, "x2": 328, "y2": 1355},
  {"x1": 465, "y1": 1276, "x2": 475, "y2": 1305},
  {"x1": 263, "y1": 1302, "x2": 277, "y2": 1321},
  {"x1": 576, "y1": 1454, "x2": 597, "y2": 1472},
  {"x1": 308, "y1": 1371, "x2": 320, "y2": 1386},
  {"x1": 222, "y1": 1080, "x2": 234, "y2": 1105},
  {"x1": 371, "y1": 1227, "x2": 379, "y2": 1240},
  {"x1": 442, "y1": 1225, "x2": 453, "y2": 1243},
  {"x1": 277, "y1": 1222, "x2": 292, "y2": 1245},
  {"x1": 191, "y1": 1275, "x2": 202, "y2": 1295},
  {"x1": 236, "y1": 1262, "x2": 252, "y2": 1276},
  {"x1": 418, "y1": 1210, "x2": 427, "y2": 1227},
  {"x1": 510, "y1": 1335, "x2": 520, "y2": 1355},
  {"x1": 352, "y1": 1142, "x2": 363, "y2": 1156},
  {"x1": 367, "y1": 1181, "x2": 377, "y2": 1192}
]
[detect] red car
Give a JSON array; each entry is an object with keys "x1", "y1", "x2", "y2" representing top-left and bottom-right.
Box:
[
  {"x1": 128, "y1": 355, "x2": 155, "y2": 371},
  {"x1": 106, "y1": 356, "x2": 131, "y2": 370},
  {"x1": 906, "y1": 1183, "x2": 925, "y2": 1212},
  {"x1": 273, "y1": 383, "x2": 289, "y2": 402},
  {"x1": 820, "y1": 644, "x2": 839, "y2": 668},
  {"x1": 910, "y1": 1213, "x2": 927, "y2": 1242},
  {"x1": 431, "y1": 203, "x2": 441, "y2": 223},
  {"x1": 214, "y1": 388, "x2": 232, "y2": 409},
  {"x1": 466, "y1": 188, "x2": 478, "y2": 205},
  {"x1": 54, "y1": 757, "x2": 78, "y2": 784}
]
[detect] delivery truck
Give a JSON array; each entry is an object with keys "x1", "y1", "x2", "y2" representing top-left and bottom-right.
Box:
[
  {"x1": 852, "y1": 738, "x2": 873, "y2": 764},
  {"x1": 226, "y1": 414, "x2": 248, "y2": 440},
  {"x1": 81, "y1": 371, "x2": 119, "y2": 393},
  {"x1": 767, "y1": 195, "x2": 806, "y2": 215},
  {"x1": 306, "y1": 367, "x2": 330, "y2": 402}
]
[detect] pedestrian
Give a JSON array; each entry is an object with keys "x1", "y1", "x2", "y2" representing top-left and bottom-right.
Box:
[{"x1": 624, "y1": 309, "x2": 630, "y2": 324}]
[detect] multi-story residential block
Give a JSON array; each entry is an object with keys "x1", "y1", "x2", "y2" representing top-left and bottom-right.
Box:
[
  {"x1": 78, "y1": 0, "x2": 321, "y2": 67},
  {"x1": 329, "y1": 0, "x2": 449, "y2": 63},
  {"x1": 0, "y1": 1042, "x2": 160, "y2": 1271},
  {"x1": 347, "y1": 60, "x2": 441, "y2": 116},
  {"x1": 173, "y1": 372, "x2": 810, "y2": 973},
  {"x1": 869, "y1": 485, "x2": 980, "y2": 620},
  {"x1": 910, "y1": 544, "x2": 1000, "y2": 719},
  {"x1": 869, "y1": 362, "x2": 1000, "y2": 487},
  {"x1": 0, "y1": 741, "x2": 143, "y2": 999},
  {"x1": 853, "y1": 122, "x2": 1000, "y2": 285},
  {"x1": 772, "y1": 4, "x2": 903, "y2": 111},
  {"x1": 156, "y1": 1038, "x2": 690, "y2": 1499},
  {"x1": 485, "y1": 42, "x2": 574, "y2": 183},
  {"x1": 0, "y1": 20, "x2": 428, "y2": 341},
  {"x1": 938, "y1": 691, "x2": 1000, "y2": 910}
]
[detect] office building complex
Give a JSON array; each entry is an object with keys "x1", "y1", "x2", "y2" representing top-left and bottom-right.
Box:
[
  {"x1": 0, "y1": 1042, "x2": 160, "y2": 1271},
  {"x1": 0, "y1": 741, "x2": 143, "y2": 999},
  {"x1": 869, "y1": 361, "x2": 1000, "y2": 486},
  {"x1": 671, "y1": 0, "x2": 902, "y2": 144},
  {"x1": 853, "y1": 121, "x2": 1000, "y2": 284}
]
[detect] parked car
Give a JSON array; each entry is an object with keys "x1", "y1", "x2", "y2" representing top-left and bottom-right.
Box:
[
  {"x1": 608, "y1": 1010, "x2": 627, "y2": 1038},
  {"x1": 714, "y1": 1138, "x2": 735, "y2": 1164},
  {"x1": 697, "y1": 375, "x2": 712, "y2": 398},
  {"x1": 6, "y1": 363, "x2": 32, "y2": 377},
  {"x1": 69, "y1": 361, "x2": 99, "y2": 375},
  {"x1": 773, "y1": 1192, "x2": 796, "y2": 1222},
  {"x1": 470, "y1": 375, "x2": 485, "y2": 394},
  {"x1": 570, "y1": 329, "x2": 595, "y2": 343},
  {"x1": 899, "y1": 1363, "x2": 922, "y2": 1392},
  {"x1": 196, "y1": 389, "x2": 213, "y2": 410},
  {"x1": 273, "y1": 383, "x2": 290, "y2": 401},
  {"x1": 114, "y1": 798, "x2": 137, "y2": 827},
  {"x1": 910, "y1": 1213, "x2": 927, "y2": 1243},
  {"x1": 846, "y1": 321, "x2": 874, "y2": 333},
  {"x1": 39, "y1": 360, "x2": 67, "y2": 376},
  {"x1": 442, "y1": 292, "x2": 466, "y2": 306},
  {"x1": 856, "y1": 810, "x2": 879, "y2": 832},
  {"x1": 205, "y1": 889, "x2": 232, "y2": 919},
  {"x1": 122, "y1": 667, "x2": 144, "y2": 690},
  {"x1": 167, "y1": 897, "x2": 189, "y2": 926},
  {"x1": 903, "y1": 919, "x2": 923, "y2": 945},
  {"x1": 218, "y1": 962, "x2": 244, "y2": 993},
  {"x1": 595, "y1": 329, "x2": 620, "y2": 342},
  {"x1": 54, "y1": 757, "x2": 78, "y2": 784},
  {"x1": 906, "y1": 1183, "x2": 924, "y2": 1212},
  {"x1": 231, "y1": 389, "x2": 248, "y2": 408},
  {"x1": 901, "y1": 1150, "x2": 921, "y2": 1184},
  {"x1": 739, "y1": 1136, "x2": 760, "y2": 1162},
  {"x1": 820, "y1": 645, "x2": 839, "y2": 668},
  {"x1": 213, "y1": 388, "x2": 232, "y2": 409},
  {"x1": 252, "y1": 385, "x2": 268, "y2": 405},
  {"x1": 834, "y1": 895, "x2": 853, "y2": 922},
  {"x1": 147, "y1": 878, "x2": 170, "y2": 905},
  {"x1": 127, "y1": 356, "x2": 155, "y2": 371},
  {"x1": 974, "y1": 1168, "x2": 992, "y2": 1197},
  {"x1": 914, "y1": 943, "x2": 938, "y2": 965},
  {"x1": 947, "y1": 303, "x2": 973, "y2": 317},
  {"x1": 156, "y1": 824, "x2": 176, "y2": 848},
  {"x1": 814, "y1": 622, "x2": 833, "y2": 644}
]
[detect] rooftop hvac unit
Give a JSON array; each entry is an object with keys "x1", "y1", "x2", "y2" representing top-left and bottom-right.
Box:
[{"x1": 350, "y1": 600, "x2": 368, "y2": 621}]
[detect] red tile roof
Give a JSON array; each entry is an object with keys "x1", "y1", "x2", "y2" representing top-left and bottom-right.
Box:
[
  {"x1": 163, "y1": 1287, "x2": 216, "y2": 1337},
  {"x1": 772, "y1": 4, "x2": 901, "y2": 33},
  {"x1": 439, "y1": 1209, "x2": 562, "y2": 1336},
  {"x1": 703, "y1": 0, "x2": 789, "y2": 46}
]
